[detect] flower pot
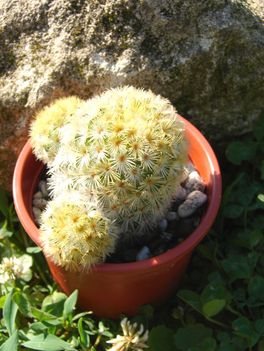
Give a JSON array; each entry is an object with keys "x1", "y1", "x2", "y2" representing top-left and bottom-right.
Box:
[{"x1": 13, "y1": 115, "x2": 221, "y2": 318}]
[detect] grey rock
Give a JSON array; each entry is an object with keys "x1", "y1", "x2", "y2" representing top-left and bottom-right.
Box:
[
  {"x1": 159, "y1": 218, "x2": 168, "y2": 232},
  {"x1": 32, "y1": 206, "x2": 41, "y2": 224},
  {"x1": 33, "y1": 191, "x2": 43, "y2": 199},
  {"x1": 136, "y1": 246, "x2": 151, "y2": 261},
  {"x1": 181, "y1": 162, "x2": 195, "y2": 183},
  {"x1": 38, "y1": 180, "x2": 49, "y2": 198},
  {"x1": 173, "y1": 185, "x2": 187, "y2": 205},
  {"x1": 178, "y1": 190, "x2": 207, "y2": 218},
  {"x1": 184, "y1": 171, "x2": 205, "y2": 193},
  {"x1": 166, "y1": 211, "x2": 179, "y2": 221},
  {"x1": 32, "y1": 197, "x2": 47, "y2": 210},
  {"x1": 1, "y1": 0, "x2": 264, "y2": 190},
  {"x1": 185, "y1": 162, "x2": 196, "y2": 174}
]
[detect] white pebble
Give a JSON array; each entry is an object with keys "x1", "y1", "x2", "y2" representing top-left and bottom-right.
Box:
[
  {"x1": 181, "y1": 162, "x2": 196, "y2": 182},
  {"x1": 136, "y1": 246, "x2": 151, "y2": 261},
  {"x1": 184, "y1": 171, "x2": 205, "y2": 193},
  {"x1": 33, "y1": 198, "x2": 47, "y2": 210},
  {"x1": 174, "y1": 185, "x2": 187, "y2": 203},
  {"x1": 159, "y1": 218, "x2": 168, "y2": 232},
  {"x1": 166, "y1": 211, "x2": 179, "y2": 221},
  {"x1": 39, "y1": 180, "x2": 49, "y2": 198},
  {"x1": 178, "y1": 190, "x2": 207, "y2": 218},
  {"x1": 186, "y1": 162, "x2": 196, "y2": 173},
  {"x1": 33, "y1": 191, "x2": 43, "y2": 199}
]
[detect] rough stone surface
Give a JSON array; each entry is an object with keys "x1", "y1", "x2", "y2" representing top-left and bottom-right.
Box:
[
  {"x1": 178, "y1": 190, "x2": 208, "y2": 218},
  {"x1": 184, "y1": 171, "x2": 205, "y2": 193},
  {"x1": 166, "y1": 211, "x2": 179, "y2": 221},
  {"x1": 32, "y1": 206, "x2": 41, "y2": 225},
  {"x1": 136, "y1": 246, "x2": 151, "y2": 261},
  {"x1": 32, "y1": 198, "x2": 47, "y2": 210},
  {"x1": 159, "y1": 218, "x2": 168, "y2": 232},
  {"x1": 1, "y1": 0, "x2": 263, "y2": 190},
  {"x1": 173, "y1": 185, "x2": 187, "y2": 205}
]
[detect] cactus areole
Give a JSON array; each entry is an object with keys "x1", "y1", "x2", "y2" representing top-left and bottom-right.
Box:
[{"x1": 13, "y1": 87, "x2": 222, "y2": 317}]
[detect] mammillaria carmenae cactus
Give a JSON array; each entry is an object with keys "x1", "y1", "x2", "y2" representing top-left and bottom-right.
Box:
[
  {"x1": 30, "y1": 96, "x2": 84, "y2": 165},
  {"x1": 40, "y1": 195, "x2": 117, "y2": 271},
  {"x1": 48, "y1": 87, "x2": 188, "y2": 234},
  {"x1": 30, "y1": 86, "x2": 188, "y2": 270}
]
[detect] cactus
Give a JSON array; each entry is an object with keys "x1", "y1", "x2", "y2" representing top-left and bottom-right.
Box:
[
  {"x1": 40, "y1": 195, "x2": 117, "y2": 271},
  {"x1": 31, "y1": 86, "x2": 188, "y2": 269},
  {"x1": 30, "y1": 96, "x2": 84, "y2": 164},
  {"x1": 48, "y1": 86, "x2": 188, "y2": 237}
]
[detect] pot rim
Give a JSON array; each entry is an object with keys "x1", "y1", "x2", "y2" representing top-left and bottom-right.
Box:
[{"x1": 13, "y1": 114, "x2": 221, "y2": 273}]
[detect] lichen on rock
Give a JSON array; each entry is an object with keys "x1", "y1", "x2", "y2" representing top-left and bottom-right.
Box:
[{"x1": 0, "y1": 0, "x2": 263, "y2": 189}]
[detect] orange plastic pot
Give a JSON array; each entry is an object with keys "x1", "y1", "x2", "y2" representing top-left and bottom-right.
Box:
[{"x1": 13, "y1": 115, "x2": 221, "y2": 318}]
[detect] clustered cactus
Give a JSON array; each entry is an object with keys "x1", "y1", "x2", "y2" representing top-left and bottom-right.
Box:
[
  {"x1": 30, "y1": 96, "x2": 84, "y2": 165},
  {"x1": 40, "y1": 194, "x2": 117, "y2": 271},
  {"x1": 30, "y1": 86, "x2": 188, "y2": 271}
]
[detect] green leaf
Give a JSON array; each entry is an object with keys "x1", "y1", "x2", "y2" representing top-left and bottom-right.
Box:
[
  {"x1": 63, "y1": 290, "x2": 78, "y2": 319},
  {"x1": 22, "y1": 334, "x2": 76, "y2": 351},
  {"x1": 201, "y1": 281, "x2": 231, "y2": 303},
  {"x1": 72, "y1": 311, "x2": 92, "y2": 321},
  {"x1": 13, "y1": 291, "x2": 31, "y2": 316},
  {"x1": 222, "y1": 255, "x2": 252, "y2": 281},
  {"x1": 223, "y1": 204, "x2": 244, "y2": 219},
  {"x1": 148, "y1": 325, "x2": 175, "y2": 351},
  {"x1": 258, "y1": 339, "x2": 264, "y2": 351},
  {"x1": 78, "y1": 318, "x2": 90, "y2": 347},
  {"x1": 194, "y1": 337, "x2": 217, "y2": 351},
  {"x1": 200, "y1": 281, "x2": 229, "y2": 316},
  {"x1": 253, "y1": 112, "x2": 264, "y2": 141},
  {"x1": 252, "y1": 215, "x2": 264, "y2": 230},
  {"x1": 177, "y1": 290, "x2": 202, "y2": 313},
  {"x1": 221, "y1": 173, "x2": 245, "y2": 207},
  {"x1": 174, "y1": 324, "x2": 213, "y2": 350},
  {"x1": 26, "y1": 246, "x2": 42, "y2": 254},
  {"x1": 232, "y1": 317, "x2": 254, "y2": 336},
  {"x1": 0, "y1": 190, "x2": 9, "y2": 217},
  {"x1": 42, "y1": 291, "x2": 67, "y2": 317},
  {"x1": 0, "y1": 226, "x2": 13, "y2": 239},
  {"x1": 31, "y1": 307, "x2": 60, "y2": 324},
  {"x1": 29, "y1": 322, "x2": 48, "y2": 333},
  {"x1": 232, "y1": 317, "x2": 259, "y2": 347},
  {"x1": 256, "y1": 320, "x2": 264, "y2": 335},
  {"x1": 236, "y1": 182, "x2": 260, "y2": 207},
  {"x1": 260, "y1": 161, "x2": 264, "y2": 180},
  {"x1": 202, "y1": 299, "x2": 226, "y2": 317},
  {"x1": 217, "y1": 332, "x2": 237, "y2": 351},
  {"x1": 234, "y1": 229, "x2": 263, "y2": 249},
  {"x1": 258, "y1": 194, "x2": 264, "y2": 202},
  {"x1": 226, "y1": 141, "x2": 257, "y2": 165},
  {"x1": 0, "y1": 331, "x2": 18, "y2": 351},
  {"x1": 248, "y1": 276, "x2": 264, "y2": 302},
  {"x1": 3, "y1": 291, "x2": 18, "y2": 336},
  {"x1": 0, "y1": 295, "x2": 6, "y2": 309}
]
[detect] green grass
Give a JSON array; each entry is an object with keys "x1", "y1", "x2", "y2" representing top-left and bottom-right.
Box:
[{"x1": 0, "y1": 113, "x2": 263, "y2": 351}]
